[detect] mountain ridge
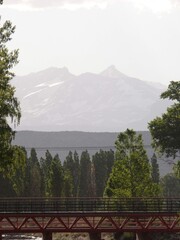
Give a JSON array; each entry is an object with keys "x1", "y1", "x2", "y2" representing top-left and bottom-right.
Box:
[{"x1": 12, "y1": 66, "x2": 170, "y2": 132}]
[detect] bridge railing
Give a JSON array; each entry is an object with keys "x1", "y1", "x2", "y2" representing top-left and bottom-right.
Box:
[{"x1": 0, "y1": 198, "x2": 179, "y2": 214}]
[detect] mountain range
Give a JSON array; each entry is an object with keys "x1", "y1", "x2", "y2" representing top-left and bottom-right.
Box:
[{"x1": 12, "y1": 66, "x2": 171, "y2": 132}]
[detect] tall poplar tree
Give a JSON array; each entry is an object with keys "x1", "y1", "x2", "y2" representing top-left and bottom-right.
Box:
[
  {"x1": 93, "y1": 150, "x2": 114, "y2": 197},
  {"x1": 104, "y1": 129, "x2": 160, "y2": 197},
  {"x1": 63, "y1": 151, "x2": 80, "y2": 197},
  {"x1": 48, "y1": 154, "x2": 64, "y2": 197},
  {"x1": 151, "y1": 153, "x2": 160, "y2": 184},
  {"x1": 24, "y1": 148, "x2": 44, "y2": 197},
  {"x1": 0, "y1": 0, "x2": 25, "y2": 174},
  {"x1": 63, "y1": 170, "x2": 73, "y2": 197},
  {"x1": 73, "y1": 151, "x2": 80, "y2": 196},
  {"x1": 40, "y1": 150, "x2": 53, "y2": 196},
  {"x1": 79, "y1": 150, "x2": 92, "y2": 197}
]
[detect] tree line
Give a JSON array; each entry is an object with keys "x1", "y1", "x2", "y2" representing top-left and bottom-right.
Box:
[
  {"x1": 0, "y1": 148, "x2": 114, "y2": 197},
  {"x1": 1, "y1": 143, "x2": 180, "y2": 199},
  {"x1": 0, "y1": 0, "x2": 180, "y2": 199}
]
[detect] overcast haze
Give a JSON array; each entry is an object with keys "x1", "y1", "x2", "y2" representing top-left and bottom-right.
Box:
[{"x1": 2, "y1": 0, "x2": 180, "y2": 84}]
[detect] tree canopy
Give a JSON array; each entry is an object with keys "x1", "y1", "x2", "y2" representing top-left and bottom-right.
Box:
[
  {"x1": 0, "y1": 1, "x2": 25, "y2": 173},
  {"x1": 104, "y1": 129, "x2": 160, "y2": 197},
  {"x1": 148, "y1": 81, "x2": 180, "y2": 158}
]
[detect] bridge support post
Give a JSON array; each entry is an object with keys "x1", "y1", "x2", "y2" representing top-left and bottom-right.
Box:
[
  {"x1": 114, "y1": 232, "x2": 124, "y2": 240},
  {"x1": 136, "y1": 233, "x2": 151, "y2": 240},
  {"x1": 89, "y1": 232, "x2": 101, "y2": 240},
  {"x1": 43, "y1": 232, "x2": 52, "y2": 240}
]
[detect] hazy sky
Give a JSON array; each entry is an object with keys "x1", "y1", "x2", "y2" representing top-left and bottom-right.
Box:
[{"x1": 1, "y1": 0, "x2": 180, "y2": 85}]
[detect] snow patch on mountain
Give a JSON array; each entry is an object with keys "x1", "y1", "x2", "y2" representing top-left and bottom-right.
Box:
[
  {"x1": 49, "y1": 81, "x2": 64, "y2": 87},
  {"x1": 23, "y1": 89, "x2": 43, "y2": 99}
]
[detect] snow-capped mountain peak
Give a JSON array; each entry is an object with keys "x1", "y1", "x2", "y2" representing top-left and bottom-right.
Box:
[{"x1": 100, "y1": 65, "x2": 128, "y2": 79}]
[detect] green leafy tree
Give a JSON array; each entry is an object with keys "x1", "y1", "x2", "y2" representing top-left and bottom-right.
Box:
[
  {"x1": 148, "y1": 81, "x2": 180, "y2": 158},
  {"x1": 73, "y1": 151, "x2": 80, "y2": 196},
  {"x1": 151, "y1": 153, "x2": 160, "y2": 184},
  {"x1": 48, "y1": 154, "x2": 64, "y2": 197},
  {"x1": 160, "y1": 173, "x2": 180, "y2": 197},
  {"x1": 93, "y1": 150, "x2": 106, "y2": 197},
  {"x1": 9, "y1": 146, "x2": 26, "y2": 196},
  {"x1": 93, "y1": 150, "x2": 114, "y2": 197},
  {"x1": 106, "y1": 149, "x2": 114, "y2": 176},
  {"x1": 0, "y1": 1, "x2": 25, "y2": 173},
  {"x1": 161, "y1": 80, "x2": 180, "y2": 102},
  {"x1": 89, "y1": 163, "x2": 96, "y2": 197},
  {"x1": 64, "y1": 151, "x2": 74, "y2": 173},
  {"x1": 104, "y1": 129, "x2": 160, "y2": 197},
  {"x1": 0, "y1": 173, "x2": 16, "y2": 197},
  {"x1": 40, "y1": 150, "x2": 53, "y2": 196},
  {"x1": 24, "y1": 148, "x2": 44, "y2": 197},
  {"x1": 79, "y1": 150, "x2": 92, "y2": 197},
  {"x1": 63, "y1": 151, "x2": 80, "y2": 196},
  {"x1": 173, "y1": 161, "x2": 180, "y2": 178},
  {"x1": 63, "y1": 170, "x2": 73, "y2": 197}
]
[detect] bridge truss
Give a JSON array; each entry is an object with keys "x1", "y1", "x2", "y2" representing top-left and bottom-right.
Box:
[{"x1": 0, "y1": 212, "x2": 180, "y2": 234}]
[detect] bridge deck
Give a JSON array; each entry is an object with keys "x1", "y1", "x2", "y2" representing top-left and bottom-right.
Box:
[{"x1": 0, "y1": 197, "x2": 179, "y2": 213}]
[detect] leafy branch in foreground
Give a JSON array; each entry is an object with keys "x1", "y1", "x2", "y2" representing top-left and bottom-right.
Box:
[
  {"x1": 0, "y1": 2, "x2": 25, "y2": 177},
  {"x1": 148, "y1": 81, "x2": 180, "y2": 158}
]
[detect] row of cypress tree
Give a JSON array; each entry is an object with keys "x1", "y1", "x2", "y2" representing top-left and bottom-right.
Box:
[
  {"x1": 0, "y1": 148, "x2": 114, "y2": 197},
  {"x1": 1, "y1": 129, "x2": 179, "y2": 199}
]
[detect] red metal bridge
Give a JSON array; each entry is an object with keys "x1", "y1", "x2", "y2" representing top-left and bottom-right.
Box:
[{"x1": 0, "y1": 197, "x2": 180, "y2": 240}]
